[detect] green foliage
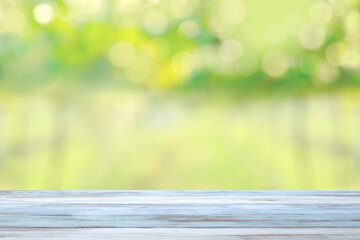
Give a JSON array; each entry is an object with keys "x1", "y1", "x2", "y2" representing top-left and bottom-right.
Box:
[{"x1": 0, "y1": 0, "x2": 359, "y2": 97}]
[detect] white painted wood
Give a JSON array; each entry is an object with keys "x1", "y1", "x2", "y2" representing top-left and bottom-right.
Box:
[
  {"x1": 0, "y1": 191, "x2": 359, "y2": 205},
  {"x1": 0, "y1": 191, "x2": 359, "y2": 239},
  {"x1": 1, "y1": 228, "x2": 360, "y2": 240}
]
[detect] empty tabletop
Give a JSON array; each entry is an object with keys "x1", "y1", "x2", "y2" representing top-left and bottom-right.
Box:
[{"x1": 0, "y1": 191, "x2": 359, "y2": 239}]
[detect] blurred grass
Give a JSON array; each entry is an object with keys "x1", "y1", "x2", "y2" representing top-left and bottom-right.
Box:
[{"x1": 1, "y1": 91, "x2": 359, "y2": 189}]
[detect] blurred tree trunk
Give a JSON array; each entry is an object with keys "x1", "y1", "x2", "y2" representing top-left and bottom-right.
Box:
[
  {"x1": 0, "y1": 104, "x2": 8, "y2": 166},
  {"x1": 49, "y1": 101, "x2": 69, "y2": 188},
  {"x1": 353, "y1": 95, "x2": 360, "y2": 168},
  {"x1": 337, "y1": 92, "x2": 355, "y2": 185},
  {"x1": 329, "y1": 94, "x2": 351, "y2": 164},
  {"x1": 292, "y1": 97, "x2": 313, "y2": 189}
]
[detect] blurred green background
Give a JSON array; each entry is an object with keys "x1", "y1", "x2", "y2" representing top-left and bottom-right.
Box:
[{"x1": 0, "y1": 0, "x2": 360, "y2": 189}]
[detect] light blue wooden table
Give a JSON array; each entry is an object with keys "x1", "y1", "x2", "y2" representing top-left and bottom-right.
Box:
[{"x1": 0, "y1": 191, "x2": 359, "y2": 239}]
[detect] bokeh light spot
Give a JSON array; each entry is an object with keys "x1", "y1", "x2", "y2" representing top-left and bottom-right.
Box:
[
  {"x1": 109, "y1": 41, "x2": 136, "y2": 68},
  {"x1": 82, "y1": 0, "x2": 103, "y2": 15},
  {"x1": 219, "y1": 0, "x2": 246, "y2": 26},
  {"x1": 325, "y1": 42, "x2": 351, "y2": 66},
  {"x1": 116, "y1": 0, "x2": 140, "y2": 14},
  {"x1": 299, "y1": 24, "x2": 325, "y2": 50},
  {"x1": 33, "y1": 2, "x2": 56, "y2": 25},
  {"x1": 262, "y1": 50, "x2": 289, "y2": 78},
  {"x1": 143, "y1": 10, "x2": 168, "y2": 36},
  {"x1": 178, "y1": 20, "x2": 200, "y2": 39},
  {"x1": 316, "y1": 61, "x2": 338, "y2": 83},
  {"x1": 219, "y1": 39, "x2": 243, "y2": 62},
  {"x1": 309, "y1": 1, "x2": 332, "y2": 25}
]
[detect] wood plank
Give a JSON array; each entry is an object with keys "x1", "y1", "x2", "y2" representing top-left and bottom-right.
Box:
[
  {"x1": 1, "y1": 228, "x2": 360, "y2": 240},
  {"x1": 0, "y1": 191, "x2": 359, "y2": 238},
  {"x1": 1, "y1": 190, "x2": 359, "y2": 196},
  {"x1": 0, "y1": 191, "x2": 359, "y2": 205},
  {"x1": 0, "y1": 204, "x2": 359, "y2": 228}
]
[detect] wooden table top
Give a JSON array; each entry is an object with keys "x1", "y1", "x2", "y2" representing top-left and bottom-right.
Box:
[{"x1": 0, "y1": 191, "x2": 359, "y2": 239}]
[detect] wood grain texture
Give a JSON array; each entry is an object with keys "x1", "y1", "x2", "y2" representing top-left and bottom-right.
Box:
[
  {"x1": 1, "y1": 228, "x2": 360, "y2": 240},
  {"x1": 0, "y1": 191, "x2": 359, "y2": 239}
]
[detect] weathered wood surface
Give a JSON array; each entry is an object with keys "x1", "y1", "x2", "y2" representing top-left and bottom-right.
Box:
[{"x1": 0, "y1": 191, "x2": 359, "y2": 239}]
